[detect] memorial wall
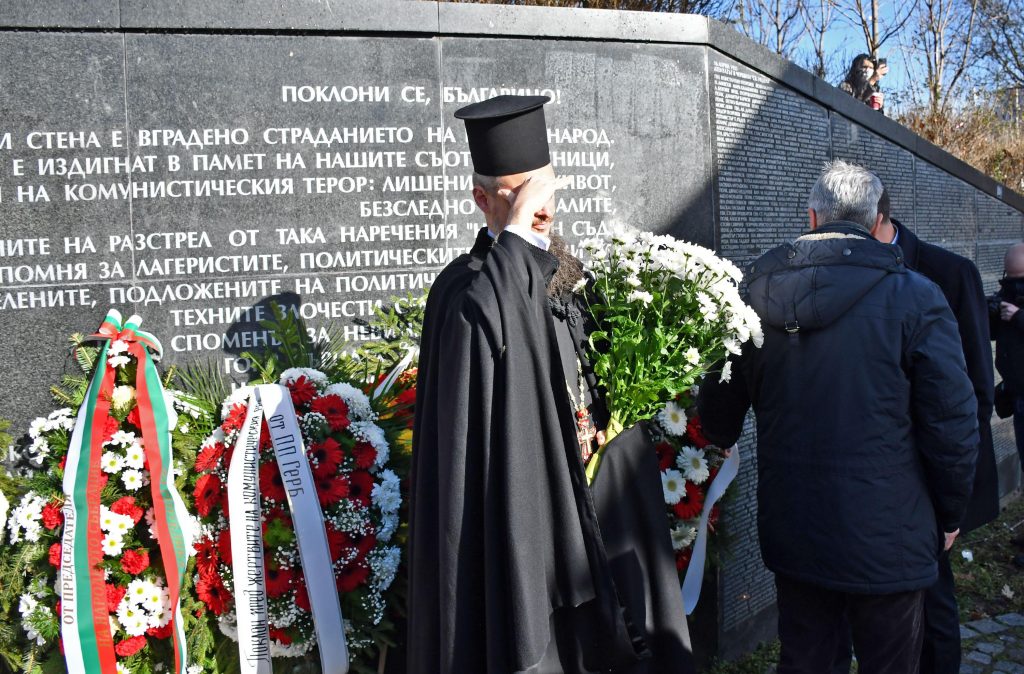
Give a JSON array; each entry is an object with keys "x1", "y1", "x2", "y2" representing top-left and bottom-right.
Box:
[{"x1": 2, "y1": 0, "x2": 1022, "y2": 659}]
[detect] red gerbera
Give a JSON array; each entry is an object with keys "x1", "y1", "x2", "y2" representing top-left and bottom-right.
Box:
[
  {"x1": 355, "y1": 532, "x2": 377, "y2": 561},
  {"x1": 655, "y1": 442, "x2": 675, "y2": 471},
  {"x1": 217, "y1": 529, "x2": 233, "y2": 566},
  {"x1": 196, "y1": 570, "x2": 231, "y2": 615},
  {"x1": 195, "y1": 441, "x2": 226, "y2": 472},
  {"x1": 348, "y1": 470, "x2": 374, "y2": 507},
  {"x1": 353, "y1": 442, "x2": 377, "y2": 469},
  {"x1": 294, "y1": 580, "x2": 311, "y2": 612},
  {"x1": 114, "y1": 635, "x2": 147, "y2": 657},
  {"x1": 325, "y1": 525, "x2": 354, "y2": 562},
  {"x1": 310, "y1": 395, "x2": 350, "y2": 432},
  {"x1": 270, "y1": 627, "x2": 294, "y2": 645},
  {"x1": 675, "y1": 548, "x2": 693, "y2": 572},
  {"x1": 259, "y1": 420, "x2": 274, "y2": 451},
  {"x1": 48, "y1": 542, "x2": 62, "y2": 568},
  {"x1": 147, "y1": 622, "x2": 173, "y2": 639},
  {"x1": 259, "y1": 462, "x2": 287, "y2": 502},
  {"x1": 41, "y1": 501, "x2": 63, "y2": 530},
  {"x1": 337, "y1": 560, "x2": 370, "y2": 593},
  {"x1": 126, "y1": 406, "x2": 142, "y2": 429},
  {"x1": 308, "y1": 438, "x2": 343, "y2": 478},
  {"x1": 111, "y1": 496, "x2": 144, "y2": 524},
  {"x1": 686, "y1": 415, "x2": 709, "y2": 449},
  {"x1": 222, "y1": 403, "x2": 249, "y2": 434},
  {"x1": 672, "y1": 481, "x2": 705, "y2": 520},
  {"x1": 106, "y1": 584, "x2": 127, "y2": 612},
  {"x1": 315, "y1": 472, "x2": 350, "y2": 507},
  {"x1": 265, "y1": 563, "x2": 295, "y2": 599},
  {"x1": 194, "y1": 473, "x2": 223, "y2": 517},
  {"x1": 120, "y1": 548, "x2": 150, "y2": 575},
  {"x1": 194, "y1": 536, "x2": 218, "y2": 575},
  {"x1": 288, "y1": 375, "x2": 319, "y2": 407}
]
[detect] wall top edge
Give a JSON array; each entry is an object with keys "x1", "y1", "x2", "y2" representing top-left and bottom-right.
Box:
[{"x1": 1, "y1": 0, "x2": 1020, "y2": 211}]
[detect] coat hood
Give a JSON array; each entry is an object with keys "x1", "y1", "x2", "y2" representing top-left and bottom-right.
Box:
[{"x1": 746, "y1": 223, "x2": 906, "y2": 333}]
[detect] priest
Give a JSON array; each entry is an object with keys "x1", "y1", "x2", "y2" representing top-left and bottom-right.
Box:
[{"x1": 408, "y1": 95, "x2": 694, "y2": 674}]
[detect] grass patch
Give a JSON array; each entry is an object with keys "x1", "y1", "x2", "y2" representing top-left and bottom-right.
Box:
[
  {"x1": 704, "y1": 641, "x2": 780, "y2": 674},
  {"x1": 952, "y1": 494, "x2": 1024, "y2": 622}
]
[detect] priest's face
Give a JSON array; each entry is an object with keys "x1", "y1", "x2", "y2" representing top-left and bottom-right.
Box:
[{"x1": 473, "y1": 163, "x2": 557, "y2": 238}]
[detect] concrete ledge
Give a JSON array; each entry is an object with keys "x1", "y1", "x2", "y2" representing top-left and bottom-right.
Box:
[{"x1": 0, "y1": 0, "x2": 118, "y2": 28}]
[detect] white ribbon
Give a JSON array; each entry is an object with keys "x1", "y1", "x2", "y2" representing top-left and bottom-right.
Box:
[
  {"x1": 682, "y1": 446, "x2": 740, "y2": 615},
  {"x1": 228, "y1": 384, "x2": 350, "y2": 674},
  {"x1": 371, "y1": 347, "x2": 418, "y2": 400}
]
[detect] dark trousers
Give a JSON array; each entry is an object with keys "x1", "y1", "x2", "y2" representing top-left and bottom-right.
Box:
[
  {"x1": 1013, "y1": 396, "x2": 1024, "y2": 468},
  {"x1": 919, "y1": 553, "x2": 961, "y2": 673},
  {"x1": 775, "y1": 574, "x2": 925, "y2": 674}
]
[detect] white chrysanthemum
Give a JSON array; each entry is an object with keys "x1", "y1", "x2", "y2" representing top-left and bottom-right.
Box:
[
  {"x1": 17, "y1": 592, "x2": 38, "y2": 617},
  {"x1": 28, "y1": 417, "x2": 48, "y2": 439},
  {"x1": 108, "y1": 339, "x2": 129, "y2": 356},
  {"x1": 29, "y1": 436, "x2": 50, "y2": 462},
  {"x1": 684, "y1": 347, "x2": 700, "y2": 365},
  {"x1": 378, "y1": 512, "x2": 399, "y2": 543},
  {"x1": 350, "y1": 421, "x2": 390, "y2": 468},
  {"x1": 187, "y1": 665, "x2": 204, "y2": 674},
  {"x1": 371, "y1": 470, "x2": 402, "y2": 514},
  {"x1": 122, "y1": 469, "x2": 144, "y2": 491},
  {"x1": 572, "y1": 278, "x2": 588, "y2": 293},
  {"x1": 202, "y1": 427, "x2": 225, "y2": 448},
  {"x1": 124, "y1": 443, "x2": 145, "y2": 470},
  {"x1": 9, "y1": 492, "x2": 46, "y2": 543},
  {"x1": 324, "y1": 382, "x2": 375, "y2": 421},
  {"x1": 218, "y1": 614, "x2": 239, "y2": 641},
  {"x1": 719, "y1": 360, "x2": 733, "y2": 383},
  {"x1": 678, "y1": 447, "x2": 710, "y2": 484},
  {"x1": 280, "y1": 367, "x2": 328, "y2": 387},
  {"x1": 107, "y1": 430, "x2": 136, "y2": 448},
  {"x1": 369, "y1": 546, "x2": 402, "y2": 592},
  {"x1": 658, "y1": 401, "x2": 688, "y2": 437},
  {"x1": 108, "y1": 354, "x2": 131, "y2": 369},
  {"x1": 110, "y1": 385, "x2": 136, "y2": 410},
  {"x1": 661, "y1": 469, "x2": 686, "y2": 505},
  {"x1": 101, "y1": 451, "x2": 126, "y2": 474},
  {"x1": 102, "y1": 534, "x2": 124, "y2": 557},
  {"x1": 221, "y1": 385, "x2": 255, "y2": 418},
  {"x1": 627, "y1": 289, "x2": 654, "y2": 305},
  {"x1": 0, "y1": 490, "x2": 9, "y2": 543},
  {"x1": 117, "y1": 663, "x2": 132, "y2": 674},
  {"x1": 670, "y1": 523, "x2": 698, "y2": 551}
]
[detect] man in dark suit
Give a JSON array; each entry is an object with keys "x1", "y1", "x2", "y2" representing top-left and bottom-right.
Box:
[{"x1": 874, "y1": 189, "x2": 997, "y2": 673}]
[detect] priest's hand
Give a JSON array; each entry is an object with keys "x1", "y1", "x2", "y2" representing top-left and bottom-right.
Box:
[
  {"x1": 943, "y1": 529, "x2": 959, "y2": 551},
  {"x1": 500, "y1": 174, "x2": 572, "y2": 238}
]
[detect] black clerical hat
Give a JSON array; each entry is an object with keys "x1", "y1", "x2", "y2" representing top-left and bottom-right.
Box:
[{"x1": 454, "y1": 95, "x2": 551, "y2": 177}]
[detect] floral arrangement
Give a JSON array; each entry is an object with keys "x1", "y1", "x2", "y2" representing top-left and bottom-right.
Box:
[
  {"x1": 579, "y1": 224, "x2": 762, "y2": 479},
  {"x1": 0, "y1": 332, "x2": 218, "y2": 674},
  {"x1": 650, "y1": 403, "x2": 730, "y2": 576},
  {"x1": 189, "y1": 360, "x2": 411, "y2": 671}
]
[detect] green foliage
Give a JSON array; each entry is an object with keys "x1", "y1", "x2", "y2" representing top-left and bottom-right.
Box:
[{"x1": 177, "y1": 358, "x2": 233, "y2": 412}]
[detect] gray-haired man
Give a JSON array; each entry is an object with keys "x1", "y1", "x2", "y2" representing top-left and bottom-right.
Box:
[{"x1": 697, "y1": 160, "x2": 979, "y2": 673}]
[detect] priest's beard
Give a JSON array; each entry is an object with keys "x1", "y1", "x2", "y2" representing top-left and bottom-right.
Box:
[{"x1": 547, "y1": 234, "x2": 586, "y2": 298}]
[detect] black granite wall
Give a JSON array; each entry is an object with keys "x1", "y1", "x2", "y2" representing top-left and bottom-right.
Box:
[{"x1": 2, "y1": 0, "x2": 1022, "y2": 661}]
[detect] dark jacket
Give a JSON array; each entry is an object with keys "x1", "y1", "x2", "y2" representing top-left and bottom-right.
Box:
[
  {"x1": 698, "y1": 223, "x2": 979, "y2": 594},
  {"x1": 894, "y1": 219, "x2": 998, "y2": 533},
  {"x1": 991, "y1": 277, "x2": 1024, "y2": 394}
]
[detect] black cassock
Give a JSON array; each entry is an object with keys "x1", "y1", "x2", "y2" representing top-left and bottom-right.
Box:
[{"x1": 409, "y1": 227, "x2": 694, "y2": 674}]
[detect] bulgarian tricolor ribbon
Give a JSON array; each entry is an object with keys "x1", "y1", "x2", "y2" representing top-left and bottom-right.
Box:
[
  {"x1": 228, "y1": 384, "x2": 349, "y2": 674},
  {"x1": 61, "y1": 309, "x2": 192, "y2": 673}
]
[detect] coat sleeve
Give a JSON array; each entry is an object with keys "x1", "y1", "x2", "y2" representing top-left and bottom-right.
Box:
[
  {"x1": 696, "y1": 352, "x2": 751, "y2": 448},
  {"x1": 905, "y1": 285, "x2": 980, "y2": 533},
  {"x1": 951, "y1": 261, "x2": 995, "y2": 418}
]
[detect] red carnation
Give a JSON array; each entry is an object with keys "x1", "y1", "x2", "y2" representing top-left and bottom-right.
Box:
[
  {"x1": 672, "y1": 481, "x2": 705, "y2": 520},
  {"x1": 288, "y1": 375, "x2": 319, "y2": 407},
  {"x1": 147, "y1": 622, "x2": 173, "y2": 639},
  {"x1": 120, "y1": 548, "x2": 150, "y2": 575},
  {"x1": 216, "y1": 529, "x2": 233, "y2": 566},
  {"x1": 655, "y1": 442, "x2": 675, "y2": 471},
  {"x1": 102, "y1": 414, "x2": 121, "y2": 443},
  {"x1": 195, "y1": 441, "x2": 226, "y2": 472},
  {"x1": 222, "y1": 403, "x2": 249, "y2": 434},
  {"x1": 41, "y1": 501, "x2": 63, "y2": 530},
  {"x1": 308, "y1": 438, "x2": 343, "y2": 478},
  {"x1": 59, "y1": 455, "x2": 67, "y2": 471},
  {"x1": 353, "y1": 442, "x2": 377, "y2": 469},
  {"x1": 315, "y1": 472, "x2": 350, "y2": 507},
  {"x1": 348, "y1": 470, "x2": 374, "y2": 507},
  {"x1": 265, "y1": 564, "x2": 295, "y2": 599},
  {"x1": 194, "y1": 473, "x2": 223, "y2": 517},
  {"x1": 310, "y1": 395, "x2": 350, "y2": 432},
  {"x1": 126, "y1": 406, "x2": 142, "y2": 429},
  {"x1": 111, "y1": 496, "x2": 144, "y2": 524},
  {"x1": 114, "y1": 635, "x2": 147, "y2": 657},
  {"x1": 259, "y1": 462, "x2": 287, "y2": 502},
  {"x1": 686, "y1": 415, "x2": 710, "y2": 449},
  {"x1": 48, "y1": 542, "x2": 62, "y2": 568},
  {"x1": 196, "y1": 570, "x2": 231, "y2": 615},
  {"x1": 106, "y1": 583, "x2": 127, "y2": 612},
  {"x1": 337, "y1": 561, "x2": 370, "y2": 593},
  {"x1": 270, "y1": 627, "x2": 294, "y2": 645}
]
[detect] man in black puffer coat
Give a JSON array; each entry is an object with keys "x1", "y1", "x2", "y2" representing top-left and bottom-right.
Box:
[{"x1": 698, "y1": 160, "x2": 979, "y2": 674}]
